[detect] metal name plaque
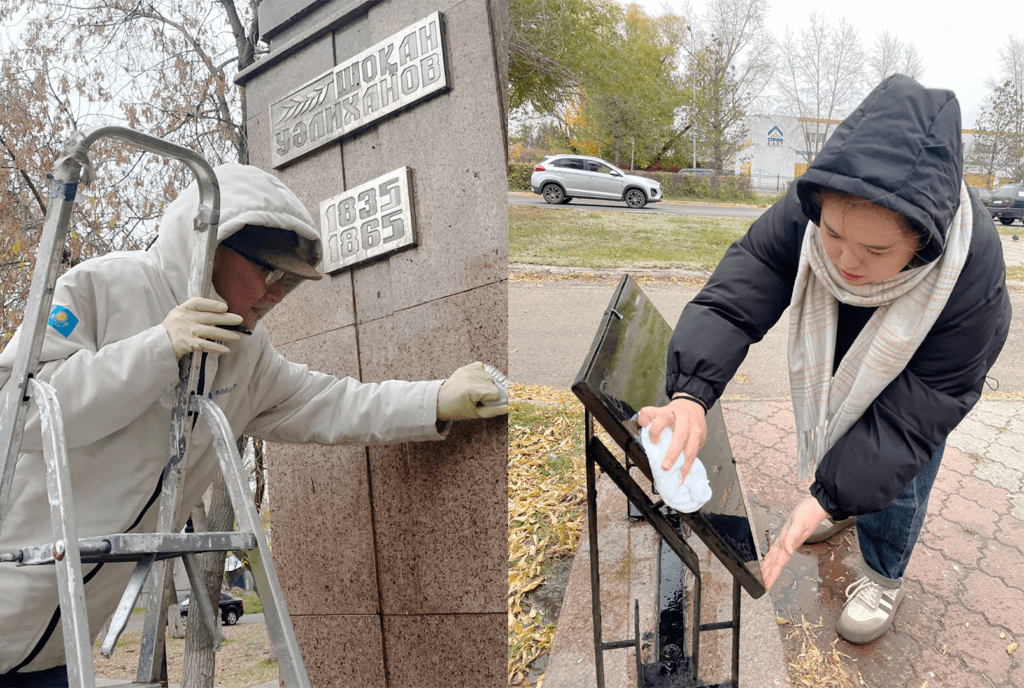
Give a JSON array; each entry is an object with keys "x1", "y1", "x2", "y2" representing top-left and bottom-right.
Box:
[
  {"x1": 319, "y1": 167, "x2": 416, "y2": 273},
  {"x1": 269, "y1": 12, "x2": 449, "y2": 168}
]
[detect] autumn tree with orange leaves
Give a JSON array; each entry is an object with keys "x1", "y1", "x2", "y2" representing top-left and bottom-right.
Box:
[{"x1": 0, "y1": 0, "x2": 260, "y2": 339}]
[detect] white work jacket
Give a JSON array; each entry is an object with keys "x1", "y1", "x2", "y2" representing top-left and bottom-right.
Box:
[{"x1": 0, "y1": 164, "x2": 445, "y2": 673}]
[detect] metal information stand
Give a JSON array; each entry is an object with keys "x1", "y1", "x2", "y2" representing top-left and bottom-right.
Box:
[{"x1": 571, "y1": 275, "x2": 767, "y2": 688}]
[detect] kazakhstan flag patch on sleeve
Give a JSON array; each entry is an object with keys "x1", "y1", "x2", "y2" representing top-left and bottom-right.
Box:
[{"x1": 48, "y1": 305, "x2": 79, "y2": 338}]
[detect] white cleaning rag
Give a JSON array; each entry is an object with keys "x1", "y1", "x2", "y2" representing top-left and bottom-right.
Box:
[{"x1": 640, "y1": 426, "x2": 713, "y2": 513}]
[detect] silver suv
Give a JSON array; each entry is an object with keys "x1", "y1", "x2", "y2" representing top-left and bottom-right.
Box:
[{"x1": 530, "y1": 154, "x2": 663, "y2": 209}]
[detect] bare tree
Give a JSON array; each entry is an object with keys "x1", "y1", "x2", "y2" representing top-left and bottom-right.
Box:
[
  {"x1": 776, "y1": 13, "x2": 865, "y2": 165},
  {"x1": 988, "y1": 34, "x2": 1024, "y2": 95},
  {"x1": 963, "y1": 132, "x2": 1001, "y2": 189},
  {"x1": 971, "y1": 81, "x2": 1024, "y2": 184},
  {"x1": 970, "y1": 36, "x2": 1024, "y2": 185},
  {"x1": 898, "y1": 44, "x2": 926, "y2": 81},
  {"x1": 684, "y1": 0, "x2": 775, "y2": 173},
  {"x1": 0, "y1": 0, "x2": 263, "y2": 341},
  {"x1": 868, "y1": 31, "x2": 925, "y2": 84},
  {"x1": 181, "y1": 459, "x2": 237, "y2": 688}
]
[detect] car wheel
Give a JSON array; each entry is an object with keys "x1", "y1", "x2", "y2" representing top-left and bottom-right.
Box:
[
  {"x1": 542, "y1": 184, "x2": 565, "y2": 204},
  {"x1": 224, "y1": 609, "x2": 238, "y2": 626},
  {"x1": 1000, "y1": 217, "x2": 1015, "y2": 225},
  {"x1": 625, "y1": 188, "x2": 647, "y2": 209}
]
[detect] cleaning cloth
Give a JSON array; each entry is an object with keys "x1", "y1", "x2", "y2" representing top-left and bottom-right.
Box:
[{"x1": 640, "y1": 426, "x2": 713, "y2": 513}]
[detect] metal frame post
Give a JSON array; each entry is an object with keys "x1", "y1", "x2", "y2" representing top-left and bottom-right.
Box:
[{"x1": 585, "y1": 417, "x2": 744, "y2": 688}]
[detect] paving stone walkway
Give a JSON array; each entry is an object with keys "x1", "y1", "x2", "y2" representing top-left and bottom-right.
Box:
[{"x1": 725, "y1": 398, "x2": 1023, "y2": 687}]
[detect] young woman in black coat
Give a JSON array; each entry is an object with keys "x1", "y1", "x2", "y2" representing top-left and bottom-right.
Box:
[{"x1": 639, "y1": 75, "x2": 1011, "y2": 644}]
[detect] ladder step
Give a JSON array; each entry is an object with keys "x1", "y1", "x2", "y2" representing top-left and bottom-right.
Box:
[{"x1": 9, "y1": 531, "x2": 257, "y2": 565}]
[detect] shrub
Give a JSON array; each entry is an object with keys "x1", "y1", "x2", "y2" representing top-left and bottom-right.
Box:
[
  {"x1": 633, "y1": 171, "x2": 763, "y2": 204},
  {"x1": 507, "y1": 162, "x2": 534, "y2": 192}
]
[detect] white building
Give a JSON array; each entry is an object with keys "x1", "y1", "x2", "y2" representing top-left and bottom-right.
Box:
[{"x1": 739, "y1": 114, "x2": 989, "y2": 192}]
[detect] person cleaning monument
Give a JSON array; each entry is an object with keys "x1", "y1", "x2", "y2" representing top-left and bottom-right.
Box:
[
  {"x1": 639, "y1": 74, "x2": 1010, "y2": 644},
  {"x1": 0, "y1": 163, "x2": 507, "y2": 684}
]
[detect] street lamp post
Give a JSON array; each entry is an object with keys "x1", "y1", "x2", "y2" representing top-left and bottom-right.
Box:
[{"x1": 688, "y1": 25, "x2": 696, "y2": 170}]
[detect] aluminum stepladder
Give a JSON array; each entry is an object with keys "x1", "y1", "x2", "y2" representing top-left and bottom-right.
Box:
[{"x1": 0, "y1": 127, "x2": 310, "y2": 688}]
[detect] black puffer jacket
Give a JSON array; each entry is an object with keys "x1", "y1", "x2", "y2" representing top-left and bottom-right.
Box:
[{"x1": 665, "y1": 75, "x2": 1012, "y2": 520}]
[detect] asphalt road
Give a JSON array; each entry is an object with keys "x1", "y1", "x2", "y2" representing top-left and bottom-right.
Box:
[
  {"x1": 124, "y1": 610, "x2": 265, "y2": 632},
  {"x1": 509, "y1": 280, "x2": 1024, "y2": 398},
  {"x1": 508, "y1": 192, "x2": 768, "y2": 220}
]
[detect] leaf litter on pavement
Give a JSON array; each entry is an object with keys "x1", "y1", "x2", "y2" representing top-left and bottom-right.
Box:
[
  {"x1": 779, "y1": 610, "x2": 868, "y2": 688},
  {"x1": 508, "y1": 383, "x2": 589, "y2": 686}
]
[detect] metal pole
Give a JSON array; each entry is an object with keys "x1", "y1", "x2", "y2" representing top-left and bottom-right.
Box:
[
  {"x1": 692, "y1": 565, "x2": 701, "y2": 682},
  {"x1": 731, "y1": 578, "x2": 741, "y2": 688},
  {"x1": 689, "y1": 26, "x2": 696, "y2": 170},
  {"x1": 585, "y1": 412, "x2": 606, "y2": 688}
]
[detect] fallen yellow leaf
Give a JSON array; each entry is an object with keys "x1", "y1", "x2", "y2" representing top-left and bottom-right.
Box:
[{"x1": 1008, "y1": 642, "x2": 1018, "y2": 654}]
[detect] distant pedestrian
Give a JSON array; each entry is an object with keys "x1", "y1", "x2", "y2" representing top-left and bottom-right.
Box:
[{"x1": 639, "y1": 75, "x2": 1011, "y2": 644}]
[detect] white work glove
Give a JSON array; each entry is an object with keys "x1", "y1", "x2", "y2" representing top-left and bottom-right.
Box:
[
  {"x1": 436, "y1": 362, "x2": 508, "y2": 421},
  {"x1": 162, "y1": 297, "x2": 243, "y2": 360}
]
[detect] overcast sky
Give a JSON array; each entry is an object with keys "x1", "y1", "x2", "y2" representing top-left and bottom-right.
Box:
[{"x1": 624, "y1": 0, "x2": 1011, "y2": 128}]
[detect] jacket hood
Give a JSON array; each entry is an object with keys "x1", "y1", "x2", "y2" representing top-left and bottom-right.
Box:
[
  {"x1": 147, "y1": 163, "x2": 320, "y2": 305},
  {"x1": 795, "y1": 74, "x2": 963, "y2": 265}
]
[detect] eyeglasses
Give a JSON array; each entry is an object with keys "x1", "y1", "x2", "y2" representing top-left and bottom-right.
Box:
[
  {"x1": 227, "y1": 246, "x2": 285, "y2": 284},
  {"x1": 253, "y1": 262, "x2": 285, "y2": 285}
]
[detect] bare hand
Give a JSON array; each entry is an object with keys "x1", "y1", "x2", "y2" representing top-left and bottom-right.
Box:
[
  {"x1": 761, "y1": 496, "x2": 829, "y2": 590},
  {"x1": 637, "y1": 398, "x2": 707, "y2": 483}
]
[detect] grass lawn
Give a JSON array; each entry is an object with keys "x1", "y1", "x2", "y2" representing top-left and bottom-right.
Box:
[{"x1": 509, "y1": 205, "x2": 750, "y2": 272}]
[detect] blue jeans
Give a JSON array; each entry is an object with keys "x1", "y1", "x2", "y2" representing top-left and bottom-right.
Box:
[{"x1": 856, "y1": 442, "x2": 945, "y2": 585}]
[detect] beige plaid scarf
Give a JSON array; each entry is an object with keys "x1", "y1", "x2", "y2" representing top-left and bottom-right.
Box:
[{"x1": 788, "y1": 181, "x2": 973, "y2": 480}]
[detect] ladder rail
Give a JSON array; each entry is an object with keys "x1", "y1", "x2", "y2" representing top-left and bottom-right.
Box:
[
  {"x1": 0, "y1": 126, "x2": 221, "y2": 531},
  {"x1": 0, "y1": 127, "x2": 310, "y2": 688},
  {"x1": 0, "y1": 174, "x2": 83, "y2": 525},
  {"x1": 31, "y1": 377, "x2": 95, "y2": 688},
  {"x1": 180, "y1": 552, "x2": 225, "y2": 649},
  {"x1": 194, "y1": 395, "x2": 311, "y2": 688},
  {"x1": 101, "y1": 554, "x2": 156, "y2": 658}
]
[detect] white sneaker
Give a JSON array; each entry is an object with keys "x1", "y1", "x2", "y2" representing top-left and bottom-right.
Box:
[
  {"x1": 804, "y1": 516, "x2": 856, "y2": 544},
  {"x1": 836, "y1": 575, "x2": 905, "y2": 644}
]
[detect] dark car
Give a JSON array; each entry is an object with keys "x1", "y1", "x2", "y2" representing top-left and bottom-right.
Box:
[
  {"x1": 677, "y1": 168, "x2": 716, "y2": 177},
  {"x1": 178, "y1": 592, "x2": 244, "y2": 626},
  {"x1": 969, "y1": 186, "x2": 993, "y2": 206},
  {"x1": 987, "y1": 182, "x2": 1024, "y2": 226}
]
